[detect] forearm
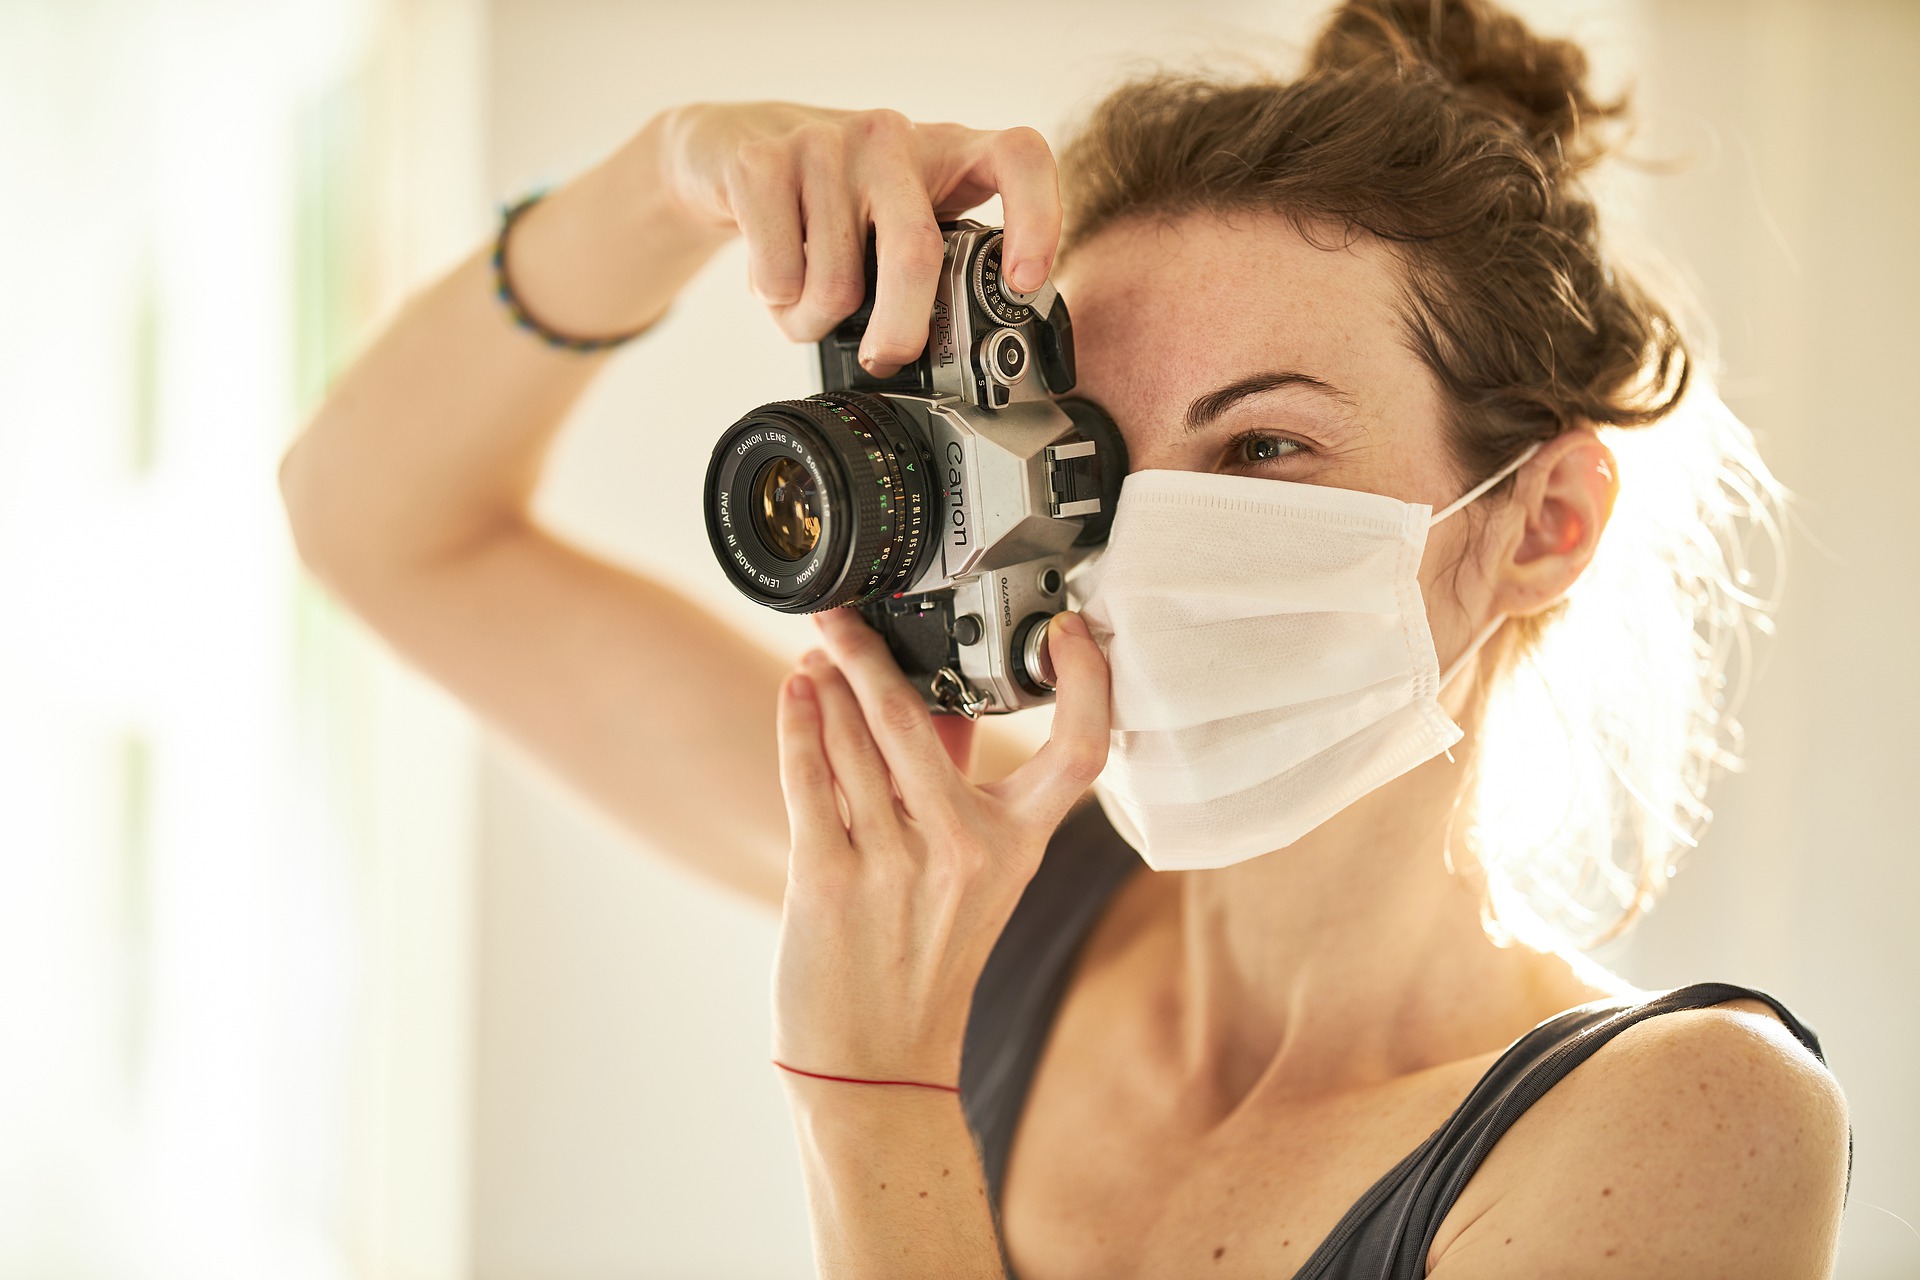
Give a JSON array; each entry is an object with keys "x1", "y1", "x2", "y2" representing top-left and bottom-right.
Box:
[
  {"x1": 785, "y1": 1081, "x2": 1007, "y2": 1280},
  {"x1": 280, "y1": 108, "x2": 730, "y2": 579}
]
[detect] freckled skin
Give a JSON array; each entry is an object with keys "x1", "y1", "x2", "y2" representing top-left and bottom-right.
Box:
[{"x1": 1055, "y1": 213, "x2": 1497, "y2": 665}]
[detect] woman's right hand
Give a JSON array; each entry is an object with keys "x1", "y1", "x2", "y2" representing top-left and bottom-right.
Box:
[{"x1": 652, "y1": 102, "x2": 1063, "y2": 378}]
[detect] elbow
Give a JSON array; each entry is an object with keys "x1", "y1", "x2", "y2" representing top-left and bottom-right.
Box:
[
  {"x1": 278, "y1": 434, "x2": 342, "y2": 582},
  {"x1": 278, "y1": 432, "x2": 383, "y2": 596}
]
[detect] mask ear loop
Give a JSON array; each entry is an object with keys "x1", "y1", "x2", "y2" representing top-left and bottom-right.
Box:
[
  {"x1": 1438, "y1": 613, "x2": 1507, "y2": 765},
  {"x1": 1429, "y1": 440, "x2": 1543, "y2": 527},
  {"x1": 1440, "y1": 613, "x2": 1509, "y2": 692},
  {"x1": 1430, "y1": 441, "x2": 1545, "y2": 760}
]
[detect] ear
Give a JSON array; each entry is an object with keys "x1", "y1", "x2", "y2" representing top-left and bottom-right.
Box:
[{"x1": 1489, "y1": 427, "x2": 1618, "y2": 618}]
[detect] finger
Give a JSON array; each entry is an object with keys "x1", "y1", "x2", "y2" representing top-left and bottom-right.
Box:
[
  {"x1": 969, "y1": 126, "x2": 1060, "y2": 294},
  {"x1": 726, "y1": 142, "x2": 805, "y2": 306},
  {"x1": 993, "y1": 612, "x2": 1109, "y2": 822},
  {"x1": 860, "y1": 177, "x2": 946, "y2": 377},
  {"x1": 775, "y1": 147, "x2": 866, "y2": 342},
  {"x1": 776, "y1": 672, "x2": 852, "y2": 857},
  {"x1": 800, "y1": 650, "x2": 902, "y2": 837},
  {"x1": 811, "y1": 608, "x2": 956, "y2": 811}
]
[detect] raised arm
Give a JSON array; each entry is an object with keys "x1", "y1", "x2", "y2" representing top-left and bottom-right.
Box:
[{"x1": 278, "y1": 105, "x2": 1059, "y2": 910}]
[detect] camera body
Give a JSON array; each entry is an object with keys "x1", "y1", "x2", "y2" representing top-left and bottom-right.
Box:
[{"x1": 703, "y1": 220, "x2": 1125, "y2": 716}]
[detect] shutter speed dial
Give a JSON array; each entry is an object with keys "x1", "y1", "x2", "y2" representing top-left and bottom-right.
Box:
[{"x1": 970, "y1": 232, "x2": 1036, "y2": 325}]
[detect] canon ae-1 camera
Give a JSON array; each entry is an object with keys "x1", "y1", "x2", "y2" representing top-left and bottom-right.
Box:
[{"x1": 702, "y1": 220, "x2": 1127, "y2": 716}]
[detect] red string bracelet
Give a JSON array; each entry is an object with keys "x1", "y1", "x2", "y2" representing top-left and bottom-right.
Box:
[{"x1": 771, "y1": 1059, "x2": 961, "y2": 1094}]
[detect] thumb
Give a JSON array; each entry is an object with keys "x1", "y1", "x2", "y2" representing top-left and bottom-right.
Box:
[{"x1": 993, "y1": 611, "x2": 1110, "y2": 822}]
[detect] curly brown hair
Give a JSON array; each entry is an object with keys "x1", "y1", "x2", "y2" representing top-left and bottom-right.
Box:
[
  {"x1": 1059, "y1": 0, "x2": 1687, "y2": 484},
  {"x1": 1055, "y1": 0, "x2": 1779, "y2": 948}
]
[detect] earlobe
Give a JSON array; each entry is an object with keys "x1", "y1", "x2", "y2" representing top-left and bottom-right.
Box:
[{"x1": 1497, "y1": 429, "x2": 1617, "y2": 616}]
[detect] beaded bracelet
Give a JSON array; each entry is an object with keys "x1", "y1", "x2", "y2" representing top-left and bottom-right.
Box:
[{"x1": 491, "y1": 190, "x2": 652, "y2": 352}]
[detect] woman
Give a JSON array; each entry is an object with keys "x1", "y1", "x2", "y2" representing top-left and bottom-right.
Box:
[{"x1": 280, "y1": 0, "x2": 1852, "y2": 1274}]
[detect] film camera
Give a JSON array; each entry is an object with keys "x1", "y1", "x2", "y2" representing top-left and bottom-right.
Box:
[{"x1": 702, "y1": 220, "x2": 1127, "y2": 716}]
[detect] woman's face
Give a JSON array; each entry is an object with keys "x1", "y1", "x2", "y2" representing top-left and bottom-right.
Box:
[{"x1": 1054, "y1": 210, "x2": 1499, "y2": 655}]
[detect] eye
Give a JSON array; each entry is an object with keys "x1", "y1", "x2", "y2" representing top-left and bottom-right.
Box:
[{"x1": 1226, "y1": 431, "x2": 1309, "y2": 467}]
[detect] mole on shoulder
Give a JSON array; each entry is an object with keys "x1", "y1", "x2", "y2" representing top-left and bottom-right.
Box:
[{"x1": 1212, "y1": 1245, "x2": 1226, "y2": 1260}]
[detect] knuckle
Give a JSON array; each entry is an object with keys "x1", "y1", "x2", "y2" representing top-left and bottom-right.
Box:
[
  {"x1": 995, "y1": 124, "x2": 1053, "y2": 164},
  {"x1": 755, "y1": 269, "x2": 805, "y2": 305},
  {"x1": 924, "y1": 847, "x2": 986, "y2": 892},
  {"x1": 811, "y1": 269, "x2": 867, "y2": 318},
  {"x1": 837, "y1": 729, "x2": 886, "y2": 772},
  {"x1": 787, "y1": 758, "x2": 834, "y2": 793},
  {"x1": 795, "y1": 120, "x2": 846, "y2": 164},
  {"x1": 730, "y1": 138, "x2": 791, "y2": 186},
  {"x1": 889, "y1": 222, "x2": 946, "y2": 272},
  {"x1": 877, "y1": 690, "x2": 929, "y2": 739},
  {"x1": 1056, "y1": 741, "x2": 1108, "y2": 788},
  {"x1": 851, "y1": 107, "x2": 914, "y2": 145}
]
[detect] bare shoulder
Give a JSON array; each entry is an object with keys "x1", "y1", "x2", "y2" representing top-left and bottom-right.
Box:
[{"x1": 1428, "y1": 994, "x2": 1851, "y2": 1279}]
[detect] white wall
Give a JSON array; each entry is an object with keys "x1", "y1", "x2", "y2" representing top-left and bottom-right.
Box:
[
  {"x1": 470, "y1": 3, "x2": 1918, "y2": 1277},
  {"x1": 1607, "y1": 4, "x2": 1920, "y2": 1277}
]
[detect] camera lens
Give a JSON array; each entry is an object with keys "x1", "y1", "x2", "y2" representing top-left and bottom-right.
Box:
[
  {"x1": 750, "y1": 455, "x2": 820, "y2": 561},
  {"x1": 704, "y1": 392, "x2": 936, "y2": 613}
]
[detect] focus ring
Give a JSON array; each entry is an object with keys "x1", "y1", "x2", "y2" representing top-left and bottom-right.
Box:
[
  {"x1": 759, "y1": 394, "x2": 931, "y2": 611},
  {"x1": 822, "y1": 391, "x2": 933, "y2": 601}
]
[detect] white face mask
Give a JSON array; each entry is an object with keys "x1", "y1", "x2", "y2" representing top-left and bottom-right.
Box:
[{"x1": 1070, "y1": 443, "x2": 1540, "y2": 872}]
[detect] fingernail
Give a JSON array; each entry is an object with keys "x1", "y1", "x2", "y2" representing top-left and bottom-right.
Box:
[
  {"x1": 801, "y1": 648, "x2": 829, "y2": 670},
  {"x1": 1009, "y1": 261, "x2": 1044, "y2": 293},
  {"x1": 789, "y1": 673, "x2": 814, "y2": 700}
]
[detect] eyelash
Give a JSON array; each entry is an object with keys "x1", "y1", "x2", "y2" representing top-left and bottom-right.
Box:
[{"x1": 1224, "y1": 430, "x2": 1311, "y2": 468}]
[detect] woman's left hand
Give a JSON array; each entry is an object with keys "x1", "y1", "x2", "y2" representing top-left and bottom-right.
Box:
[{"x1": 771, "y1": 606, "x2": 1111, "y2": 1089}]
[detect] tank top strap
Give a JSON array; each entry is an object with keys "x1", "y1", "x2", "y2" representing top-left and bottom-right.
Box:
[
  {"x1": 961, "y1": 799, "x2": 1141, "y2": 1223},
  {"x1": 1309, "y1": 980, "x2": 1848, "y2": 1279}
]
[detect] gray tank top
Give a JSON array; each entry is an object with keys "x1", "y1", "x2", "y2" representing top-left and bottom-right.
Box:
[{"x1": 959, "y1": 801, "x2": 1851, "y2": 1280}]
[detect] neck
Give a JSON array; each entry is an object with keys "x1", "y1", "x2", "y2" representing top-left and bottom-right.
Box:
[{"x1": 1140, "y1": 683, "x2": 1606, "y2": 1119}]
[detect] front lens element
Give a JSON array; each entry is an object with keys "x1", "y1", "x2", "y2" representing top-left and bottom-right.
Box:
[{"x1": 752, "y1": 456, "x2": 820, "y2": 561}]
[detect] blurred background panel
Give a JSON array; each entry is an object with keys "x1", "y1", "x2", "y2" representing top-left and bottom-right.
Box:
[
  {"x1": 3, "y1": 1, "x2": 1914, "y2": 1278},
  {"x1": 0, "y1": 0, "x2": 485, "y2": 1276}
]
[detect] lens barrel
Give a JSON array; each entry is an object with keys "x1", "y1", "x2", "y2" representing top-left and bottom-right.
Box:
[{"x1": 703, "y1": 392, "x2": 935, "y2": 613}]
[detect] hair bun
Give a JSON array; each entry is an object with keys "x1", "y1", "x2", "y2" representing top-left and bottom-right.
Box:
[{"x1": 1308, "y1": 0, "x2": 1626, "y2": 173}]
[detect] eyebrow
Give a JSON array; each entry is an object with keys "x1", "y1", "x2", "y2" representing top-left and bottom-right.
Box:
[{"x1": 1183, "y1": 371, "x2": 1357, "y2": 434}]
